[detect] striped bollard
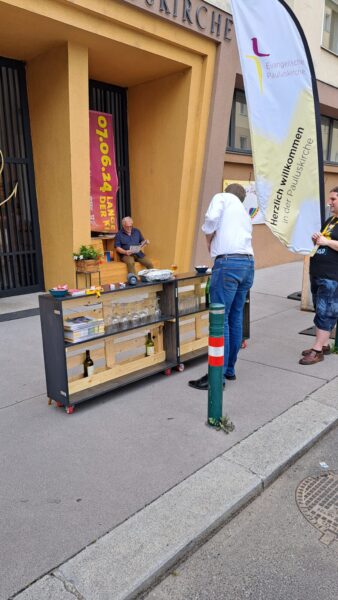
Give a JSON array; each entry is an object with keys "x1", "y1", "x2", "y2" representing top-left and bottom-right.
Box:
[{"x1": 208, "y1": 303, "x2": 225, "y2": 425}]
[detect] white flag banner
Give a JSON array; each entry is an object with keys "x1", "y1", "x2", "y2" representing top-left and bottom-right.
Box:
[{"x1": 231, "y1": 0, "x2": 324, "y2": 253}]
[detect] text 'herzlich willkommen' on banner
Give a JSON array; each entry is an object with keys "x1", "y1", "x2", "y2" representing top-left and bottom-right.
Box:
[
  {"x1": 231, "y1": 0, "x2": 324, "y2": 253},
  {"x1": 89, "y1": 110, "x2": 119, "y2": 233}
]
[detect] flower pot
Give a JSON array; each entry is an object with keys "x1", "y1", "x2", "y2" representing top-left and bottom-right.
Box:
[{"x1": 76, "y1": 259, "x2": 100, "y2": 273}]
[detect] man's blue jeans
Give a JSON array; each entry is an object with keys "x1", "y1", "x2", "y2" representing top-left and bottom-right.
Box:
[{"x1": 210, "y1": 255, "x2": 254, "y2": 378}]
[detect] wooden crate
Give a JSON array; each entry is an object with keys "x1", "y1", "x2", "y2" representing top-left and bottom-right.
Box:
[
  {"x1": 100, "y1": 284, "x2": 163, "y2": 326},
  {"x1": 177, "y1": 276, "x2": 208, "y2": 314},
  {"x1": 64, "y1": 285, "x2": 167, "y2": 395},
  {"x1": 75, "y1": 259, "x2": 100, "y2": 273},
  {"x1": 63, "y1": 296, "x2": 104, "y2": 322},
  {"x1": 67, "y1": 322, "x2": 165, "y2": 395},
  {"x1": 179, "y1": 311, "x2": 209, "y2": 356}
]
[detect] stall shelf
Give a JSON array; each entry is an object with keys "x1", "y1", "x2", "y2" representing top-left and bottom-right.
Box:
[
  {"x1": 39, "y1": 278, "x2": 177, "y2": 413},
  {"x1": 39, "y1": 272, "x2": 250, "y2": 413}
]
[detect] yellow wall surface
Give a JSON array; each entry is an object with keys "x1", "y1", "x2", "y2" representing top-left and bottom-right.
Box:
[
  {"x1": 0, "y1": 0, "x2": 218, "y2": 286},
  {"x1": 68, "y1": 43, "x2": 91, "y2": 253},
  {"x1": 129, "y1": 51, "x2": 216, "y2": 270},
  {"x1": 27, "y1": 42, "x2": 90, "y2": 288},
  {"x1": 128, "y1": 70, "x2": 191, "y2": 269},
  {"x1": 27, "y1": 44, "x2": 75, "y2": 287}
]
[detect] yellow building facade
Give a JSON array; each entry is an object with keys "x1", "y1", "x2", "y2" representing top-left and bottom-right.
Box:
[
  {"x1": 0, "y1": 0, "x2": 236, "y2": 294},
  {"x1": 0, "y1": 0, "x2": 337, "y2": 294}
]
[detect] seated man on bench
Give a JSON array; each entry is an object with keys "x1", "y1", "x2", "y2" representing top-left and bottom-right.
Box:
[{"x1": 115, "y1": 216, "x2": 153, "y2": 275}]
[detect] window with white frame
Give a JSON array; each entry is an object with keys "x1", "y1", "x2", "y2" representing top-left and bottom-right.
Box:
[
  {"x1": 321, "y1": 115, "x2": 338, "y2": 163},
  {"x1": 227, "y1": 92, "x2": 337, "y2": 164},
  {"x1": 227, "y1": 90, "x2": 252, "y2": 153},
  {"x1": 331, "y1": 119, "x2": 338, "y2": 162},
  {"x1": 322, "y1": 0, "x2": 338, "y2": 55}
]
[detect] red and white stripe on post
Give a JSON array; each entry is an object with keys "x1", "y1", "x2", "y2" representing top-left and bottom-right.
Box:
[{"x1": 208, "y1": 336, "x2": 224, "y2": 367}]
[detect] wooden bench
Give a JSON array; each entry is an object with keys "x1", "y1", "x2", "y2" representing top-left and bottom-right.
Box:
[{"x1": 77, "y1": 238, "x2": 159, "y2": 286}]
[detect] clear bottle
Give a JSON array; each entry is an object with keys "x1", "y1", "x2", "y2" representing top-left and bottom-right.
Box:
[
  {"x1": 205, "y1": 276, "x2": 211, "y2": 308},
  {"x1": 84, "y1": 349, "x2": 94, "y2": 377},
  {"x1": 145, "y1": 331, "x2": 155, "y2": 356},
  {"x1": 154, "y1": 296, "x2": 161, "y2": 319}
]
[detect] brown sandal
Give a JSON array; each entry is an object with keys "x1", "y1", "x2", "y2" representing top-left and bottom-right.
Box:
[
  {"x1": 302, "y1": 344, "x2": 330, "y2": 356},
  {"x1": 299, "y1": 349, "x2": 324, "y2": 365}
]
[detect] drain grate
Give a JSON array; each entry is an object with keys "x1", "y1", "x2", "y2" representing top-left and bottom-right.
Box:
[{"x1": 296, "y1": 471, "x2": 338, "y2": 546}]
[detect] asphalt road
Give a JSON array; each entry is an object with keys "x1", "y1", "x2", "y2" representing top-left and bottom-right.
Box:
[{"x1": 144, "y1": 425, "x2": 338, "y2": 600}]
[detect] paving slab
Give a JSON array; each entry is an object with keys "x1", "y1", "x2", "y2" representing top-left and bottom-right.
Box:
[
  {"x1": 13, "y1": 576, "x2": 74, "y2": 600},
  {"x1": 252, "y1": 261, "x2": 303, "y2": 297},
  {"x1": 309, "y1": 375, "x2": 338, "y2": 410},
  {"x1": 15, "y1": 459, "x2": 262, "y2": 600},
  {"x1": 0, "y1": 292, "x2": 40, "y2": 315},
  {"x1": 0, "y1": 316, "x2": 46, "y2": 408},
  {"x1": 243, "y1": 308, "x2": 335, "y2": 380},
  {"x1": 226, "y1": 397, "x2": 338, "y2": 486},
  {"x1": 250, "y1": 291, "x2": 298, "y2": 322}
]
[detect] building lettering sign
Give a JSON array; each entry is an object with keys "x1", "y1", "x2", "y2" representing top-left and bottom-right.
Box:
[{"x1": 124, "y1": 0, "x2": 233, "y2": 42}]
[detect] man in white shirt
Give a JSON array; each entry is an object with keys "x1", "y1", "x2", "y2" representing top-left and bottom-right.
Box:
[{"x1": 189, "y1": 183, "x2": 254, "y2": 390}]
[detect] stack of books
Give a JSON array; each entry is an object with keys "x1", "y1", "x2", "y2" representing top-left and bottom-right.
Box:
[{"x1": 64, "y1": 316, "x2": 105, "y2": 342}]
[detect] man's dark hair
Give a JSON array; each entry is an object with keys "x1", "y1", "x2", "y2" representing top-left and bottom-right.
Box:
[
  {"x1": 330, "y1": 187, "x2": 338, "y2": 194},
  {"x1": 224, "y1": 183, "x2": 246, "y2": 202}
]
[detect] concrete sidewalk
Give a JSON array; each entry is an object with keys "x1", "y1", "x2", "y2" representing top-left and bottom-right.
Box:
[{"x1": 1, "y1": 261, "x2": 338, "y2": 600}]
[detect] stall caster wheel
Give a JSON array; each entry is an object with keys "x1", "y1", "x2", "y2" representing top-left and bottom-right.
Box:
[
  {"x1": 176, "y1": 363, "x2": 185, "y2": 372},
  {"x1": 56, "y1": 401, "x2": 64, "y2": 408},
  {"x1": 48, "y1": 398, "x2": 52, "y2": 406},
  {"x1": 66, "y1": 406, "x2": 74, "y2": 414},
  {"x1": 241, "y1": 340, "x2": 248, "y2": 349},
  {"x1": 164, "y1": 368, "x2": 172, "y2": 376}
]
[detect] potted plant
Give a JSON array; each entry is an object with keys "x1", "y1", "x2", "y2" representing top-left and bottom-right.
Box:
[{"x1": 73, "y1": 245, "x2": 102, "y2": 272}]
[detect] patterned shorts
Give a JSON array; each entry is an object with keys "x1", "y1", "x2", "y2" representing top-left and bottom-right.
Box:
[{"x1": 310, "y1": 276, "x2": 338, "y2": 332}]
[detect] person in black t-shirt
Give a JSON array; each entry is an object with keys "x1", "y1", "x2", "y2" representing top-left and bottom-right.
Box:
[
  {"x1": 115, "y1": 216, "x2": 153, "y2": 275},
  {"x1": 300, "y1": 187, "x2": 338, "y2": 365}
]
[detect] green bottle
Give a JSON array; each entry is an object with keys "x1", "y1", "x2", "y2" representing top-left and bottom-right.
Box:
[{"x1": 205, "y1": 276, "x2": 211, "y2": 308}]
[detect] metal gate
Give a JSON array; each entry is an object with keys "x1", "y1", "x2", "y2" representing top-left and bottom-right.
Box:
[
  {"x1": 0, "y1": 57, "x2": 43, "y2": 296},
  {"x1": 89, "y1": 80, "x2": 131, "y2": 224}
]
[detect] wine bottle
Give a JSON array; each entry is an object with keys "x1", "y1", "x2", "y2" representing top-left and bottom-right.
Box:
[
  {"x1": 84, "y1": 349, "x2": 94, "y2": 377},
  {"x1": 145, "y1": 331, "x2": 155, "y2": 356},
  {"x1": 205, "y1": 276, "x2": 211, "y2": 308}
]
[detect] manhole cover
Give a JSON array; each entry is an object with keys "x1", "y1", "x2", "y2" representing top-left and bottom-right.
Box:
[{"x1": 296, "y1": 471, "x2": 338, "y2": 545}]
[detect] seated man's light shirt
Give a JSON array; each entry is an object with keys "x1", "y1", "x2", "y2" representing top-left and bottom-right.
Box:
[{"x1": 202, "y1": 192, "x2": 253, "y2": 258}]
